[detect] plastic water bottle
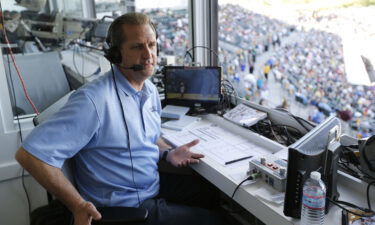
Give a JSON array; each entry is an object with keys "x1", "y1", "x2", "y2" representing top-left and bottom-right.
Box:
[{"x1": 301, "y1": 171, "x2": 326, "y2": 225}]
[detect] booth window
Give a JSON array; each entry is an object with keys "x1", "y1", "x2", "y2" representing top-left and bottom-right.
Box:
[
  {"x1": 94, "y1": 0, "x2": 190, "y2": 66},
  {"x1": 62, "y1": 0, "x2": 83, "y2": 17}
]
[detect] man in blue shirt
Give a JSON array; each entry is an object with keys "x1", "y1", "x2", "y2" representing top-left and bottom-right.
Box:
[{"x1": 16, "y1": 13, "x2": 224, "y2": 225}]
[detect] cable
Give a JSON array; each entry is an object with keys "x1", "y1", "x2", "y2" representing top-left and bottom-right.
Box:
[
  {"x1": 295, "y1": 115, "x2": 316, "y2": 128},
  {"x1": 222, "y1": 79, "x2": 238, "y2": 101},
  {"x1": 8, "y1": 58, "x2": 31, "y2": 220},
  {"x1": 231, "y1": 177, "x2": 252, "y2": 199},
  {"x1": 186, "y1": 51, "x2": 193, "y2": 61},
  {"x1": 356, "y1": 165, "x2": 375, "y2": 181},
  {"x1": 0, "y1": 3, "x2": 32, "y2": 218},
  {"x1": 183, "y1": 45, "x2": 220, "y2": 64},
  {"x1": 6, "y1": 50, "x2": 31, "y2": 218},
  {"x1": 339, "y1": 146, "x2": 375, "y2": 181},
  {"x1": 110, "y1": 65, "x2": 141, "y2": 207},
  {"x1": 293, "y1": 115, "x2": 314, "y2": 131},
  {"x1": 283, "y1": 126, "x2": 292, "y2": 145},
  {"x1": 78, "y1": 31, "x2": 86, "y2": 85},
  {"x1": 269, "y1": 121, "x2": 282, "y2": 143},
  {"x1": 272, "y1": 124, "x2": 303, "y2": 135},
  {"x1": 231, "y1": 173, "x2": 260, "y2": 199},
  {"x1": 243, "y1": 119, "x2": 303, "y2": 146},
  {"x1": 72, "y1": 41, "x2": 103, "y2": 51},
  {"x1": 274, "y1": 108, "x2": 313, "y2": 132},
  {"x1": 338, "y1": 163, "x2": 362, "y2": 180},
  {"x1": 81, "y1": 47, "x2": 85, "y2": 83},
  {"x1": 72, "y1": 44, "x2": 84, "y2": 84},
  {"x1": 71, "y1": 29, "x2": 88, "y2": 85},
  {"x1": 21, "y1": 168, "x2": 31, "y2": 216},
  {"x1": 327, "y1": 198, "x2": 375, "y2": 218},
  {"x1": 219, "y1": 79, "x2": 238, "y2": 112}
]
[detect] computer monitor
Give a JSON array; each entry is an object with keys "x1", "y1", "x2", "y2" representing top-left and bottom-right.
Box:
[
  {"x1": 93, "y1": 21, "x2": 111, "y2": 40},
  {"x1": 283, "y1": 116, "x2": 341, "y2": 218},
  {"x1": 163, "y1": 66, "x2": 221, "y2": 109}
]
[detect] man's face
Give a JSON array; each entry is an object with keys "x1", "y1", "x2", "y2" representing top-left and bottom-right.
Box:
[{"x1": 119, "y1": 23, "x2": 157, "y2": 80}]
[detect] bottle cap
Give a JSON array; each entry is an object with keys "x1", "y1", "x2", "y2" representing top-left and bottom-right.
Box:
[{"x1": 310, "y1": 171, "x2": 321, "y2": 180}]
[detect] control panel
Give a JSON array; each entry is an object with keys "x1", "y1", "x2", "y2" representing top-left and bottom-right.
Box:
[{"x1": 247, "y1": 155, "x2": 288, "y2": 192}]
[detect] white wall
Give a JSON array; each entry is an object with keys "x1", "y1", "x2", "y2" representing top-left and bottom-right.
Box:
[{"x1": 0, "y1": 48, "x2": 47, "y2": 225}]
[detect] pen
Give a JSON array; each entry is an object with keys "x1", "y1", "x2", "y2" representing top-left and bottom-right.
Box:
[{"x1": 225, "y1": 156, "x2": 253, "y2": 165}]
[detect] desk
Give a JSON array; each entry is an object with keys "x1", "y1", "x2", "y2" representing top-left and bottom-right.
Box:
[{"x1": 162, "y1": 114, "x2": 374, "y2": 225}]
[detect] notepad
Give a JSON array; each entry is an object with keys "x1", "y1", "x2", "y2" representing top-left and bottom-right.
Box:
[
  {"x1": 162, "y1": 116, "x2": 200, "y2": 131},
  {"x1": 161, "y1": 105, "x2": 190, "y2": 119}
]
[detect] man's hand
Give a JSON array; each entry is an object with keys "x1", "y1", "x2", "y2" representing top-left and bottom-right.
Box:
[
  {"x1": 73, "y1": 201, "x2": 102, "y2": 225},
  {"x1": 167, "y1": 139, "x2": 204, "y2": 167}
]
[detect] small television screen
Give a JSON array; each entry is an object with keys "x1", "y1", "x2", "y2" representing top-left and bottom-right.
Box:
[
  {"x1": 93, "y1": 21, "x2": 111, "y2": 39},
  {"x1": 164, "y1": 66, "x2": 221, "y2": 108}
]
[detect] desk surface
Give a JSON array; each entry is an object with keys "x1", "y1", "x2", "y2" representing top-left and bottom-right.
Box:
[{"x1": 162, "y1": 114, "x2": 373, "y2": 225}]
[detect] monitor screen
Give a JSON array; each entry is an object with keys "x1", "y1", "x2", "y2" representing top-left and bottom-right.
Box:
[
  {"x1": 164, "y1": 66, "x2": 221, "y2": 107},
  {"x1": 93, "y1": 21, "x2": 111, "y2": 39}
]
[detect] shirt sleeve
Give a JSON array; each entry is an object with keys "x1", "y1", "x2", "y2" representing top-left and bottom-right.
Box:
[{"x1": 22, "y1": 90, "x2": 100, "y2": 168}]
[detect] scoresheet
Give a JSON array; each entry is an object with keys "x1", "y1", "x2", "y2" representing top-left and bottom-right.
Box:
[{"x1": 163, "y1": 123, "x2": 270, "y2": 165}]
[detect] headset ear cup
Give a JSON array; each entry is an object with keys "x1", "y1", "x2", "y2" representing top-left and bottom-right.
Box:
[
  {"x1": 111, "y1": 47, "x2": 122, "y2": 64},
  {"x1": 104, "y1": 46, "x2": 122, "y2": 64},
  {"x1": 103, "y1": 48, "x2": 112, "y2": 63}
]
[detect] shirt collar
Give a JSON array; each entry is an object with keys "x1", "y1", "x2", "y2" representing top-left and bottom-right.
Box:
[{"x1": 113, "y1": 65, "x2": 152, "y2": 97}]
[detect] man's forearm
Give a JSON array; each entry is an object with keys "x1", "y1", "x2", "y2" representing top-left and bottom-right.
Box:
[
  {"x1": 15, "y1": 147, "x2": 85, "y2": 213},
  {"x1": 156, "y1": 138, "x2": 172, "y2": 151},
  {"x1": 156, "y1": 137, "x2": 174, "y2": 160}
]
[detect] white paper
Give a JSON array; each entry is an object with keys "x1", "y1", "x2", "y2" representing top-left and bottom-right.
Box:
[
  {"x1": 161, "y1": 116, "x2": 200, "y2": 131},
  {"x1": 163, "y1": 123, "x2": 270, "y2": 165}
]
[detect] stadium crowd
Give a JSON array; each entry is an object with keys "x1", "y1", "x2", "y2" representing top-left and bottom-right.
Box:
[{"x1": 143, "y1": 4, "x2": 374, "y2": 137}]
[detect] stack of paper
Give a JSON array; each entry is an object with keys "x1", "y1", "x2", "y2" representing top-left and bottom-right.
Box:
[
  {"x1": 162, "y1": 116, "x2": 200, "y2": 131},
  {"x1": 161, "y1": 105, "x2": 190, "y2": 119}
]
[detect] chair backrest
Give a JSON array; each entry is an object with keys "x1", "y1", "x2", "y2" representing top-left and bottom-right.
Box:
[
  {"x1": 33, "y1": 90, "x2": 76, "y2": 187},
  {"x1": 33, "y1": 90, "x2": 74, "y2": 126},
  {"x1": 4, "y1": 51, "x2": 70, "y2": 115}
]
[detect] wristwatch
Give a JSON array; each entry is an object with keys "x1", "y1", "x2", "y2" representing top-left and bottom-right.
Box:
[{"x1": 161, "y1": 147, "x2": 174, "y2": 162}]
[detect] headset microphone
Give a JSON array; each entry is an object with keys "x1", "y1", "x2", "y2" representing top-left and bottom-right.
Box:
[{"x1": 119, "y1": 64, "x2": 144, "y2": 71}]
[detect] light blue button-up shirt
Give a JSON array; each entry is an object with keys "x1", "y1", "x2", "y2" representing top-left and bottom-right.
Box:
[{"x1": 23, "y1": 66, "x2": 162, "y2": 207}]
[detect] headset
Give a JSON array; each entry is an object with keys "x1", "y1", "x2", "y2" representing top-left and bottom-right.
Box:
[{"x1": 103, "y1": 18, "x2": 159, "y2": 65}]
